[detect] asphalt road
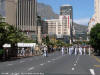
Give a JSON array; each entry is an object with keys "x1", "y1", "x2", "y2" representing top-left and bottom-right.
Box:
[{"x1": 0, "y1": 51, "x2": 100, "y2": 75}]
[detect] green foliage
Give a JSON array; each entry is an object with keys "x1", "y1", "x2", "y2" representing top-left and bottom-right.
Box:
[
  {"x1": 42, "y1": 35, "x2": 50, "y2": 45},
  {"x1": 23, "y1": 38, "x2": 36, "y2": 43},
  {"x1": 0, "y1": 21, "x2": 32, "y2": 48},
  {"x1": 90, "y1": 23, "x2": 100, "y2": 54},
  {"x1": 0, "y1": 49, "x2": 4, "y2": 55}
]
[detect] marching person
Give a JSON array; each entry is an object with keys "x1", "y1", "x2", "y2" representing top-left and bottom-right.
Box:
[
  {"x1": 83, "y1": 46, "x2": 86, "y2": 55},
  {"x1": 89, "y1": 46, "x2": 91, "y2": 55},
  {"x1": 79, "y1": 46, "x2": 82, "y2": 55},
  {"x1": 61, "y1": 46, "x2": 64, "y2": 56},
  {"x1": 69, "y1": 46, "x2": 72, "y2": 55},
  {"x1": 43, "y1": 45, "x2": 48, "y2": 57},
  {"x1": 75, "y1": 46, "x2": 78, "y2": 55}
]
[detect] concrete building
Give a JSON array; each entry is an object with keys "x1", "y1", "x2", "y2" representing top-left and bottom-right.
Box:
[
  {"x1": 88, "y1": 15, "x2": 96, "y2": 34},
  {"x1": 5, "y1": 0, "x2": 37, "y2": 38},
  {"x1": 60, "y1": 4, "x2": 73, "y2": 43},
  {"x1": 43, "y1": 4, "x2": 73, "y2": 43},
  {"x1": 5, "y1": 0, "x2": 17, "y2": 26},
  {"x1": 88, "y1": 0, "x2": 100, "y2": 35},
  {"x1": 45, "y1": 15, "x2": 71, "y2": 43},
  {"x1": 94, "y1": 0, "x2": 100, "y2": 23},
  {"x1": 0, "y1": 16, "x2": 6, "y2": 22},
  {"x1": 60, "y1": 4, "x2": 73, "y2": 19}
]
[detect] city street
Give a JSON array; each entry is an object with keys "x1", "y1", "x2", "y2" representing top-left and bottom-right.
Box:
[{"x1": 0, "y1": 51, "x2": 100, "y2": 75}]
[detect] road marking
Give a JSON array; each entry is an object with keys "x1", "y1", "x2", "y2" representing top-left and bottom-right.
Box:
[
  {"x1": 40, "y1": 63, "x2": 45, "y2": 66},
  {"x1": 20, "y1": 61, "x2": 25, "y2": 63},
  {"x1": 8, "y1": 64, "x2": 13, "y2": 66},
  {"x1": 76, "y1": 56, "x2": 79, "y2": 64},
  {"x1": 74, "y1": 64, "x2": 76, "y2": 66},
  {"x1": 94, "y1": 65, "x2": 100, "y2": 67},
  {"x1": 92, "y1": 55, "x2": 100, "y2": 63},
  {"x1": 48, "y1": 61, "x2": 51, "y2": 63},
  {"x1": 89, "y1": 69, "x2": 95, "y2": 75},
  {"x1": 1, "y1": 73, "x2": 9, "y2": 75},
  {"x1": 28, "y1": 67, "x2": 35, "y2": 71},
  {"x1": 72, "y1": 67, "x2": 75, "y2": 71}
]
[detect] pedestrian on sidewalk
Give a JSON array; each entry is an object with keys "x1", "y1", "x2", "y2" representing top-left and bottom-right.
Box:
[
  {"x1": 43, "y1": 45, "x2": 48, "y2": 57},
  {"x1": 21, "y1": 48, "x2": 25, "y2": 56},
  {"x1": 35, "y1": 45, "x2": 40, "y2": 55}
]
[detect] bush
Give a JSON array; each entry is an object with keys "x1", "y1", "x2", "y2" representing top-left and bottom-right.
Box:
[{"x1": 90, "y1": 23, "x2": 100, "y2": 55}]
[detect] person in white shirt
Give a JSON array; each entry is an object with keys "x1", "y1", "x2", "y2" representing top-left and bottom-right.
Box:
[
  {"x1": 89, "y1": 46, "x2": 91, "y2": 55},
  {"x1": 61, "y1": 46, "x2": 64, "y2": 56},
  {"x1": 69, "y1": 46, "x2": 71, "y2": 55},
  {"x1": 75, "y1": 46, "x2": 78, "y2": 55},
  {"x1": 43, "y1": 45, "x2": 48, "y2": 57},
  {"x1": 79, "y1": 46, "x2": 82, "y2": 55},
  {"x1": 83, "y1": 46, "x2": 86, "y2": 55}
]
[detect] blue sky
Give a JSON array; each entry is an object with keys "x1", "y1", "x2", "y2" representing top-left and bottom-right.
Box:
[{"x1": 38, "y1": 0, "x2": 94, "y2": 25}]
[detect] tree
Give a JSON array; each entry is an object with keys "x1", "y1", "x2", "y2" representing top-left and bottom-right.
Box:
[{"x1": 90, "y1": 23, "x2": 100, "y2": 55}]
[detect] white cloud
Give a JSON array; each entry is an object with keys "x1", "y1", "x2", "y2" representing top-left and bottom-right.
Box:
[{"x1": 74, "y1": 18, "x2": 90, "y2": 25}]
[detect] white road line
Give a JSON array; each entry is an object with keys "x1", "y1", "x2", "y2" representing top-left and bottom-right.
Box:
[
  {"x1": 1, "y1": 73, "x2": 9, "y2": 75},
  {"x1": 20, "y1": 61, "x2": 25, "y2": 63},
  {"x1": 75, "y1": 56, "x2": 80, "y2": 64},
  {"x1": 72, "y1": 67, "x2": 75, "y2": 71},
  {"x1": 8, "y1": 64, "x2": 13, "y2": 66},
  {"x1": 89, "y1": 69, "x2": 95, "y2": 75},
  {"x1": 48, "y1": 61, "x2": 51, "y2": 63},
  {"x1": 40, "y1": 63, "x2": 45, "y2": 66},
  {"x1": 28, "y1": 67, "x2": 35, "y2": 71},
  {"x1": 74, "y1": 64, "x2": 76, "y2": 66}
]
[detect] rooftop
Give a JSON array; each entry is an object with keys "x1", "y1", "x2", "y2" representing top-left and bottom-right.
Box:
[{"x1": 61, "y1": 4, "x2": 72, "y2": 7}]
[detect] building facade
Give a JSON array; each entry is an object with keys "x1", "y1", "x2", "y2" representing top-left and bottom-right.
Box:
[
  {"x1": 60, "y1": 4, "x2": 73, "y2": 43},
  {"x1": 60, "y1": 4, "x2": 73, "y2": 19},
  {"x1": 88, "y1": 0, "x2": 100, "y2": 35},
  {"x1": 94, "y1": 0, "x2": 100, "y2": 23},
  {"x1": 5, "y1": 0, "x2": 37, "y2": 38},
  {"x1": 45, "y1": 15, "x2": 71, "y2": 43}
]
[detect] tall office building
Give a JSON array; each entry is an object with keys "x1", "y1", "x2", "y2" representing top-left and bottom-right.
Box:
[
  {"x1": 5, "y1": 0, "x2": 37, "y2": 36},
  {"x1": 88, "y1": 0, "x2": 100, "y2": 35},
  {"x1": 60, "y1": 4, "x2": 73, "y2": 43},
  {"x1": 5, "y1": 0, "x2": 17, "y2": 26},
  {"x1": 94, "y1": 0, "x2": 100, "y2": 23},
  {"x1": 60, "y1": 4, "x2": 73, "y2": 19}
]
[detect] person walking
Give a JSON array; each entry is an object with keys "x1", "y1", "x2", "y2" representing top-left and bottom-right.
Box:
[
  {"x1": 89, "y1": 46, "x2": 91, "y2": 55},
  {"x1": 69, "y1": 46, "x2": 72, "y2": 55},
  {"x1": 79, "y1": 46, "x2": 82, "y2": 55},
  {"x1": 35, "y1": 45, "x2": 40, "y2": 55},
  {"x1": 21, "y1": 48, "x2": 25, "y2": 56},
  {"x1": 83, "y1": 46, "x2": 86, "y2": 55},
  {"x1": 75, "y1": 46, "x2": 78, "y2": 55},
  {"x1": 43, "y1": 45, "x2": 48, "y2": 57},
  {"x1": 61, "y1": 46, "x2": 64, "y2": 56}
]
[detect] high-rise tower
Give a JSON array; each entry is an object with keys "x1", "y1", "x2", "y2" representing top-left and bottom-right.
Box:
[{"x1": 5, "y1": 0, "x2": 37, "y2": 36}]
